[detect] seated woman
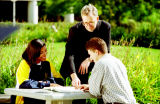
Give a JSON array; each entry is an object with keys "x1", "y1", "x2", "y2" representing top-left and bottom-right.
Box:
[{"x1": 14, "y1": 39, "x2": 63, "y2": 104}]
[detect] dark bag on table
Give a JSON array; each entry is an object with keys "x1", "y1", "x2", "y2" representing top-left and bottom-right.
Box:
[{"x1": 19, "y1": 79, "x2": 50, "y2": 89}]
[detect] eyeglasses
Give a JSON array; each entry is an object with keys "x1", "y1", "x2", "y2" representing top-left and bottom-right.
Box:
[{"x1": 82, "y1": 21, "x2": 96, "y2": 26}]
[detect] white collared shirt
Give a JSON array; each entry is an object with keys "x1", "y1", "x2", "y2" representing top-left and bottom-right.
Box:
[{"x1": 89, "y1": 54, "x2": 136, "y2": 104}]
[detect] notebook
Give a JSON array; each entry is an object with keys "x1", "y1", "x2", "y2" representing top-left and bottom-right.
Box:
[{"x1": 43, "y1": 86, "x2": 84, "y2": 93}]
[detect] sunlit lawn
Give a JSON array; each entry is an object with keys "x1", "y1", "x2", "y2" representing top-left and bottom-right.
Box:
[{"x1": 0, "y1": 42, "x2": 160, "y2": 103}]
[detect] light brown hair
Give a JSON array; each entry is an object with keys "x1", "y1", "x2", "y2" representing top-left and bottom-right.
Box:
[
  {"x1": 81, "y1": 4, "x2": 98, "y2": 17},
  {"x1": 86, "y1": 37, "x2": 107, "y2": 54}
]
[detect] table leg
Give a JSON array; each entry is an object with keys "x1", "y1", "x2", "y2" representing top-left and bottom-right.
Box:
[
  {"x1": 50, "y1": 100, "x2": 72, "y2": 104},
  {"x1": 46, "y1": 100, "x2": 52, "y2": 104}
]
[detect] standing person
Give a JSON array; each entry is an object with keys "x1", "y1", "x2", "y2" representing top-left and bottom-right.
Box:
[
  {"x1": 60, "y1": 4, "x2": 111, "y2": 87},
  {"x1": 14, "y1": 39, "x2": 63, "y2": 104},
  {"x1": 77, "y1": 37, "x2": 137, "y2": 104}
]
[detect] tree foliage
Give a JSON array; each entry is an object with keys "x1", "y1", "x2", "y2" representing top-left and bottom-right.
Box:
[{"x1": 39, "y1": 0, "x2": 160, "y2": 24}]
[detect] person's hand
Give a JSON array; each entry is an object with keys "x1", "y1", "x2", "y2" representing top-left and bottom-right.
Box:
[
  {"x1": 78, "y1": 58, "x2": 92, "y2": 74},
  {"x1": 50, "y1": 83, "x2": 61, "y2": 87},
  {"x1": 75, "y1": 84, "x2": 89, "y2": 91},
  {"x1": 71, "y1": 73, "x2": 81, "y2": 87}
]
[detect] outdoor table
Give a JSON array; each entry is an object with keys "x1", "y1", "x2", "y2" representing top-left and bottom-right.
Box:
[{"x1": 4, "y1": 88, "x2": 97, "y2": 104}]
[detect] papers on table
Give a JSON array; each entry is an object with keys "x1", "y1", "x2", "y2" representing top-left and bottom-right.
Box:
[{"x1": 44, "y1": 86, "x2": 84, "y2": 93}]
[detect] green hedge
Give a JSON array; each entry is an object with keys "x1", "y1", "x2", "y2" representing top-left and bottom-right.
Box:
[
  {"x1": 111, "y1": 21, "x2": 160, "y2": 48},
  {"x1": 1, "y1": 21, "x2": 160, "y2": 49}
]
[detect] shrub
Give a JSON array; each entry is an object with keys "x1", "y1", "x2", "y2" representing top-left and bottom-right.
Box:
[
  {"x1": 1, "y1": 21, "x2": 160, "y2": 49},
  {"x1": 0, "y1": 67, "x2": 16, "y2": 93},
  {"x1": 111, "y1": 20, "x2": 160, "y2": 49}
]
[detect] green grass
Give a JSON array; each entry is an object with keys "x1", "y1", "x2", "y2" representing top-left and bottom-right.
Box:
[
  {"x1": 0, "y1": 42, "x2": 160, "y2": 103},
  {"x1": 111, "y1": 46, "x2": 160, "y2": 104}
]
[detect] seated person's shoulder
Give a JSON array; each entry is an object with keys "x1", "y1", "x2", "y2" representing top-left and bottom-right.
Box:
[
  {"x1": 95, "y1": 60, "x2": 106, "y2": 69},
  {"x1": 19, "y1": 59, "x2": 29, "y2": 67},
  {"x1": 96, "y1": 58, "x2": 111, "y2": 68},
  {"x1": 20, "y1": 59, "x2": 27, "y2": 64},
  {"x1": 40, "y1": 60, "x2": 51, "y2": 67},
  {"x1": 45, "y1": 59, "x2": 52, "y2": 64}
]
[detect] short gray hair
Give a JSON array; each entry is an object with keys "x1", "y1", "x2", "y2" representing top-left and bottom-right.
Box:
[{"x1": 81, "y1": 4, "x2": 98, "y2": 17}]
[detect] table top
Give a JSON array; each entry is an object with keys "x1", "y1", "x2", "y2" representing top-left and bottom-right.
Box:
[{"x1": 4, "y1": 88, "x2": 96, "y2": 101}]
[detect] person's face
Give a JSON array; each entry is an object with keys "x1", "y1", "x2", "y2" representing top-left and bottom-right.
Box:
[
  {"x1": 37, "y1": 46, "x2": 47, "y2": 62},
  {"x1": 88, "y1": 49, "x2": 99, "y2": 62},
  {"x1": 82, "y1": 14, "x2": 99, "y2": 32}
]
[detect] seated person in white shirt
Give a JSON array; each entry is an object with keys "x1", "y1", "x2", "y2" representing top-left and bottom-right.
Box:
[{"x1": 76, "y1": 37, "x2": 137, "y2": 104}]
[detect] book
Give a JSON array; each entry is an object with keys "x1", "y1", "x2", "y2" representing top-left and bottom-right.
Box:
[{"x1": 43, "y1": 86, "x2": 84, "y2": 93}]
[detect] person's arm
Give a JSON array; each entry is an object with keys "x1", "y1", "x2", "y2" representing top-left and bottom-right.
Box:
[
  {"x1": 16, "y1": 60, "x2": 30, "y2": 87},
  {"x1": 75, "y1": 84, "x2": 89, "y2": 91},
  {"x1": 65, "y1": 27, "x2": 77, "y2": 74},
  {"x1": 102, "y1": 21, "x2": 111, "y2": 53},
  {"x1": 70, "y1": 73, "x2": 81, "y2": 87},
  {"x1": 67, "y1": 28, "x2": 82, "y2": 86},
  {"x1": 60, "y1": 27, "x2": 78, "y2": 77},
  {"x1": 89, "y1": 63, "x2": 104, "y2": 97},
  {"x1": 78, "y1": 57, "x2": 93, "y2": 74},
  {"x1": 60, "y1": 26, "x2": 82, "y2": 86}
]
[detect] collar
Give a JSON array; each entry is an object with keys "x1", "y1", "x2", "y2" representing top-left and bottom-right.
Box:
[{"x1": 37, "y1": 61, "x2": 41, "y2": 65}]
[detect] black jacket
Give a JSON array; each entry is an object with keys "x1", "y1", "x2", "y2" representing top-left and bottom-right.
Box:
[
  {"x1": 60, "y1": 20, "x2": 111, "y2": 79},
  {"x1": 20, "y1": 61, "x2": 56, "y2": 89}
]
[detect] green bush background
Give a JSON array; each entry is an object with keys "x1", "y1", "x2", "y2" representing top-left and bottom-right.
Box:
[{"x1": 1, "y1": 20, "x2": 160, "y2": 49}]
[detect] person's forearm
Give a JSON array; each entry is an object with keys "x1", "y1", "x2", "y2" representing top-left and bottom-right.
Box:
[
  {"x1": 68, "y1": 55, "x2": 76, "y2": 74},
  {"x1": 70, "y1": 73, "x2": 81, "y2": 86},
  {"x1": 108, "y1": 26, "x2": 111, "y2": 53},
  {"x1": 87, "y1": 57, "x2": 93, "y2": 62},
  {"x1": 70, "y1": 73, "x2": 78, "y2": 80}
]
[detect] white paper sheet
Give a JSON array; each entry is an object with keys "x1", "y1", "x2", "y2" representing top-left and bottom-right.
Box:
[{"x1": 44, "y1": 86, "x2": 84, "y2": 92}]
